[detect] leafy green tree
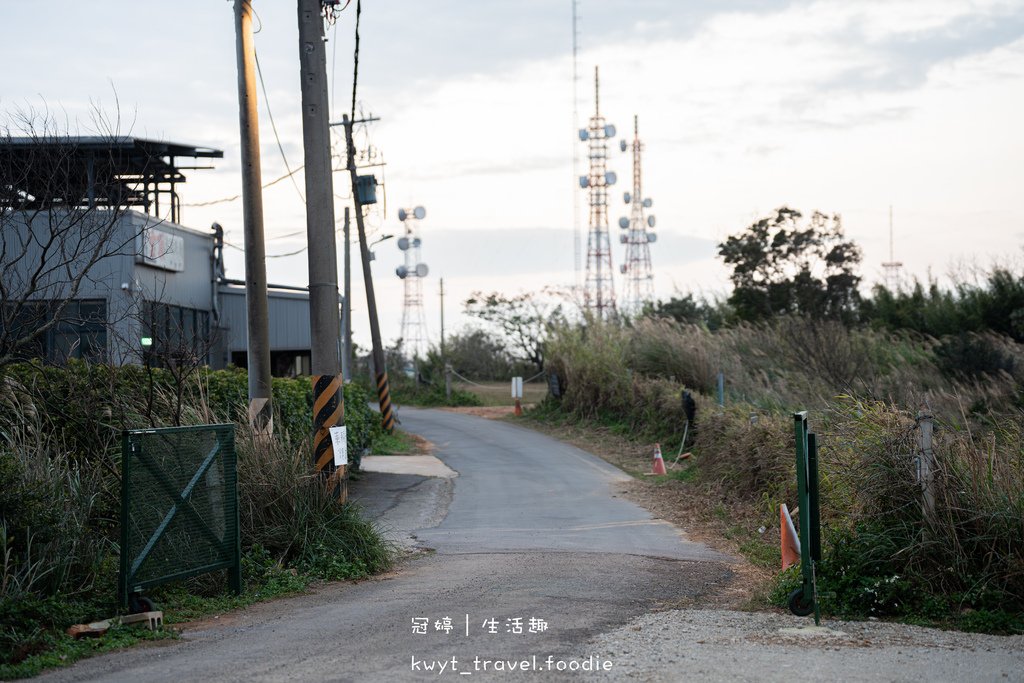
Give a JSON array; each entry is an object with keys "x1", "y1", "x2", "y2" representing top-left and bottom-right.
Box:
[
  {"x1": 421, "y1": 330, "x2": 515, "y2": 380},
  {"x1": 641, "y1": 293, "x2": 726, "y2": 330},
  {"x1": 464, "y1": 291, "x2": 563, "y2": 372},
  {"x1": 717, "y1": 207, "x2": 862, "y2": 323},
  {"x1": 863, "y1": 268, "x2": 1024, "y2": 343}
]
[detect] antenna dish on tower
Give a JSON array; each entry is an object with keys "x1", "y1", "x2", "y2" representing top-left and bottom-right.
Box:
[
  {"x1": 623, "y1": 192, "x2": 631, "y2": 204},
  {"x1": 397, "y1": 208, "x2": 407, "y2": 221},
  {"x1": 618, "y1": 217, "x2": 629, "y2": 229},
  {"x1": 642, "y1": 198, "x2": 652, "y2": 208},
  {"x1": 415, "y1": 263, "x2": 429, "y2": 278},
  {"x1": 413, "y1": 206, "x2": 426, "y2": 220},
  {"x1": 398, "y1": 236, "x2": 410, "y2": 251},
  {"x1": 579, "y1": 176, "x2": 589, "y2": 189},
  {"x1": 396, "y1": 265, "x2": 409, "y2": 278},
  {"x1": 620, "y1": 139, "x2": 627, "y2": 152},
  {"x1": 647, "y1": 215, "x2": 656, "y2": 228},
  {"x1": 578, "y1": 129, "x2": 589, "y2": 141},
  {"x1": 605, "y1": 171, "x2": 617, "y2": 185},
  {"x1": 647, "y1": 232, "x2": 657, "y2": 243},
  {"x1": 603, "y1": 124, "x2": 616, "y2": 138},
  {"x1": 619, "y1": 234, "x2": 628, "y2": 244}
]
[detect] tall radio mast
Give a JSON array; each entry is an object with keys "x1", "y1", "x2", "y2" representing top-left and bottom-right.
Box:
[
  {"x1": 579, "y1": 66, "x2": 618, "y2": 319},
  {"x1": 396, "y1": 206, "x2": 429, "y2": 361},
  {"x1": 572, "y1": 0, "x2": 582, "y2": 289},
  {"x1": 881, "y1": 205, "x2": 902, "y2": 291},
  {"x1": 618, "y1": 115, "x2": 657, "y2": 314}
]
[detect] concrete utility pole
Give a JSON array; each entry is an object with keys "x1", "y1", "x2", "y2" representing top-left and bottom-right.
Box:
[
  {"x1": 342, "y1": 206, "x2": 352, "y2": 382},
  {"x1": 439, "y1": 277, "x2": 446, "y2": 360},
  {"x1": 233, "y1": 0, "x2": 273, "y2": 435},
  {"x1": 297, "y1": 0, "x2": 344, "y2": 493},
  {"x1": 341, "y1": 114, "x2": 395, "y2": 432},
  {"x1": 441, "y1": 277, "x2": 450, "y2": 402}
]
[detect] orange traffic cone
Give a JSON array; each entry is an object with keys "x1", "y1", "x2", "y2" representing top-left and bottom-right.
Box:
[
  {"x1": 780, "y1": 503, "x2": 801, "y2": 571},
  {"x1": 651, "y1": 443, "x2": 667, "y2": 475}
]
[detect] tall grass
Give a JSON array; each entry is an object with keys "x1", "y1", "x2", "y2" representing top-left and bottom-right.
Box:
[
  {"x1": 544, "y1": 318, "x2": 1024, "y2": 626},
  {"x1": 234, "y1": 427, "x2": 392, "y2": 579},
  {"x1": 0, "y1": 378, "x2": 108, "y2": 602}
]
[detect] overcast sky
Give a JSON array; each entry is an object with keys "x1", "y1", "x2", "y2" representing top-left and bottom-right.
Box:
[{"x1": 3, "y1": 0, "x2": 1023, "y2": 349}]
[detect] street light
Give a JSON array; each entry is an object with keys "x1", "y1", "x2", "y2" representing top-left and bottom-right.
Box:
[{"x1": 369, "y1": 233, "x2": 393, "y2": 261}]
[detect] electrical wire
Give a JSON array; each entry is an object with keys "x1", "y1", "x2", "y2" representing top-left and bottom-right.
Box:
[
  {"x1": 224, "y1": 238, "x2": 307, "y2": 259},
  {"x1": 183, "y1": 165, "x2": 304, "y2": 207},
  {"x1": 254, "y1": 48, "x2": 306, "y2": 204}
]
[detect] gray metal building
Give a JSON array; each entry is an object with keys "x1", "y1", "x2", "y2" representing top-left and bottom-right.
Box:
[{"x1": 0, "y1": 136, "x2": 328, "y2": 376}]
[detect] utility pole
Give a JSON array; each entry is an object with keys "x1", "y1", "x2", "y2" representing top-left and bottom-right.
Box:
[
  {"x1": 342, "y1": 206, "x2": 352, "y2": 381},
  {"x1": 439, "y1": 277, "x2": 446, "y2": 360},
  {"x1": 233, "y1": 0, "x2": 273, "y2": 435},
  {"x1": 340, "y1": 113, "x2": 395, "y2": 433},
  {"x1": 298, "y1": 0, "x2": 344, "y2": 494},
  {"x1": 440, "y1": 277, "x2": 450, "y2": 402}
]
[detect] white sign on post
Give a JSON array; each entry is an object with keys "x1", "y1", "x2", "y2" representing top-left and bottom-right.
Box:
[
  {"x1": 511, "y1": 377, "x2": 523, "y2": 399},
  {"x1": 328, "y1": 426, "x2": 348, "y2": 467}
]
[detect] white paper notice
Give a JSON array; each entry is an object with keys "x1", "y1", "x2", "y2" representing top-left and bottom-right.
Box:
[{"x1": 329, "y1": 426, "x2": 348, "y2": 467}]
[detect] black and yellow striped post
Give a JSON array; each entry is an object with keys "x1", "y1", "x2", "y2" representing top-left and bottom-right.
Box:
[
  {"x1": 376, "y1": 371, "x2": 395, "y2": 432},
  {"x1": 312, "y1": 373, "x2": 346, "y2": 500}
]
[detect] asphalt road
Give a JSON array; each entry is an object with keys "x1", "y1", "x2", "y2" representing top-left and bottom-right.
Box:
[{"x1": 36, "y1": 408, "x2": 733, "y2": 682}]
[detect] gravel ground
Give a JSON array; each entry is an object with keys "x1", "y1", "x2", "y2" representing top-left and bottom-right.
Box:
[{"x1": 583, "y1": 608, "x2": 1024, "y2": 682}]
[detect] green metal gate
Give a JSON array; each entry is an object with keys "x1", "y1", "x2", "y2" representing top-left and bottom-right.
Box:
[{"x1": 119, "y1": 424, "x2": 241, "y2": 607}]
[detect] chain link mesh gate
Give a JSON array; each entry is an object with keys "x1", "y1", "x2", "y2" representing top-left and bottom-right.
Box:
[{"x1": 119, "y1": 424, "x2": 241, "y2": 607}]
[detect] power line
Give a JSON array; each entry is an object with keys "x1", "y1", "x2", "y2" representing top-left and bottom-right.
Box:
[
  {"x1": 254, "y1": 48, "x2": 306, "y2": 204},
  {"x1": 183, "y1": 165, "x2": 304, "y2": 207}
]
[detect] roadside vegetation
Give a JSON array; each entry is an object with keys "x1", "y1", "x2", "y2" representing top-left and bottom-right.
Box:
[
  {"x1": 0, "y1": 363, "x2": 394, "y2": 679},
  {"x1": 527, "y1": 208, "x2": 1023, "y2": 634}
]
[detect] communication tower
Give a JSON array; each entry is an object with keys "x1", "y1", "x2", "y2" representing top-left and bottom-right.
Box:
[
  {"x1": 396, "y1": 206, "x2": 429, "y2": 360},
  {"x1": 618, "y1": 115, "x2": 657, "y2": 314},
  {"x1": 578, "y1": 66, "x2": 618, "y2": 319},
  {"x1": 572, "y1": 0, "x2": 582, "y2": 288},
  {"x1": 881, "y1": 205, "x2": 903, "y2": 292}
]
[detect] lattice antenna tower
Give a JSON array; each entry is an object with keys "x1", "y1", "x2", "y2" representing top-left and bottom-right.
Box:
[
  {"x1": 578, "y1": 66, "x2": 618, "y2": 319},
  {"x1": 396, "y1": 206, "x2": 429, "y2": 360},
  {"x1": 572, "y1": 0, "x2": 582, "y2": 289},
  {"x1": 881, "y1": 205, "x2": 902, "y2": 292},
  {"x1": 617, "y1": 115, "x2": 657, "y2": 315}
]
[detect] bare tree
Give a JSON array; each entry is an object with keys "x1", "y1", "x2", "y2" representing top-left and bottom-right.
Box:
[
  {"x1": 464, "y1": 289, "x2": 566, "y2": 372},
  {"x1": 0, "y1": 103, "x2": 143, "y2": 368}
]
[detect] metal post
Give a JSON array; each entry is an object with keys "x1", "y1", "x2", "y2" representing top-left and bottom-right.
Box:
[
  {"x1": 298, "y1": 0, "x2": 344, "y2": 494},
  {"x1": 342, "y1": 206, "x2": 352, "y2": 382},
  {"x1": 917, "y1": 409, "x2": 936, "y2": 528},
  {"x1": 234, "y1": 0, "x2": 273, "y2": 435},
  {"x1": 717, "y1": 370, "x2": 725, "y2": 406},
  {"x1": 342, "y1": 114, "x2": 395, "y2": 432}
]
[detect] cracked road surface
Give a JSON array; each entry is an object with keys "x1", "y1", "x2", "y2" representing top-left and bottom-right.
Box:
[{"x1": 36, "y1": 408, "x2": 733, "y2": 682}]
